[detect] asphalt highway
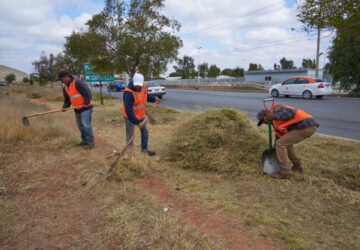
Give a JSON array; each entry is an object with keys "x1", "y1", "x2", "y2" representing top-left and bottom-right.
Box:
[{"x1": 93, "y1": 87, "x2": 360, "y2": 140}]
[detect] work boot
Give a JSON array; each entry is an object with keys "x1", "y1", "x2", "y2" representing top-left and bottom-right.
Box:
[
  {"x1": 270, "y1": 173, "x2": 293, "y2": 179},
  {"x1": 142, "y1": 149, "x2": 156, "y2": 156},
  {"x1": 84, "y1": 142, "x2": 95, "y2": 150},
  {"x1": 291, "y1": 160, "x2": 303, "y2": 173},
  {"x1": 77, "y1": 141, "x2": 87, "y2": 146}
]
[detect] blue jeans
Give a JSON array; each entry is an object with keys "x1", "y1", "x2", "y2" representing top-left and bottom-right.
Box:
[
  {"x1": 75, "y1": 108, "x2": 94, "y2": 143},
  {"x1": 125, "y1": 118, "x2": 148, "y2": 150}
]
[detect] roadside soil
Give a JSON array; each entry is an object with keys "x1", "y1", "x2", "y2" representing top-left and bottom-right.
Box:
[{"x1": 1, "y1": 98, "x2": 284, "y2": 249}]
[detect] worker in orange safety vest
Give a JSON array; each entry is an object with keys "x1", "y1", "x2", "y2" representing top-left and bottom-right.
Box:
[
  {"x1": 122, "y1": 73, "x2": 161, "y2": 156},
  {"x1": 257, "y1": 104, "x2": 319, "y2": 179},
  {"x1": 58, "y1": 71, "x2": 94, "y2": 149}
]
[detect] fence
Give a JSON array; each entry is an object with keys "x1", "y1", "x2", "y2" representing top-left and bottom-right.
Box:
[{"x1": 151, "y1": 77, "x2": 269, "y2": 90}]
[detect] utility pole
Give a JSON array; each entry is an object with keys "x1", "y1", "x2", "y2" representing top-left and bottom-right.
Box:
[
  {"x1": 315, "y1": 28, "x2": 321, "y2": 78},
  {"x1": 197, "y1": 46, "x2": 202, "y2": 85}
]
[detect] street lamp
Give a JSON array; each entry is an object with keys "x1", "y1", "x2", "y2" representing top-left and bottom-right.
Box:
[{"x1": 197, "y1": 46, "x2": 202, "y2": 85}]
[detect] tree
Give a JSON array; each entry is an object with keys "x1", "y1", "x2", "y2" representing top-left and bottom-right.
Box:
[
  {"x1": 273, "y1": 63, "x2": 280, "y2": 70},
  {"x1": 198, "y1": 63, "x2": 209, "y2": 78},
  {"x1": 32, "y1": 51, "x2": 58, "y2": 84},
  {"x1": 221, "y1": 68, "x2": 233, "y2": 76},
  {"x1": 77, "y1": 0, "x2": 182, "y2": 80},
  {"x1": 279, "y1": 57, "x2": 296, "y2": 69},
  {"x1": 23, "y1": 77, "x2": 29, "y2": 83},
  {"x1": 248, "y1": 63, "x2": 263, "y2": 71},
  {"x1": 328, "y1": 31, "x2": 360, "y2": 95},
  {"x1": 231, "y1": 67, "x2": 244, "y2": 77},
  {"x1": 207, "y1": 64, "x2": 221, "y2": 78},
  {"x1": 173, "y1": 55, "x2": 196, "y2": 79},
  {"x1": 5, "y1": 73, "x2": 15, "y2": 85},
  {"x1": 297, "y1": 0, "x2": 360, "y2": 38},
  {"x1": 168, "y1": 72, "x2": 181, "y2": 77},
  {"x1": 302, "y1": 58, "x2": 316, "y2": 69}
]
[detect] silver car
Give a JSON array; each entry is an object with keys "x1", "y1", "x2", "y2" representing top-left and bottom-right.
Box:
[{"x1": 146, "y1": 81, "x2": 166, "y2": 99}]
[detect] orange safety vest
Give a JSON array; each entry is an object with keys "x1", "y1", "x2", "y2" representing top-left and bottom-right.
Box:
[
  {"x1": 65, "y1": 79, "x2": 93, "y2": 110},
  {"x1": 270, "y1": 104, "x2": 312, "y2": 136},
  {"x1": 122, "y1": 83, "x2": 148, "y2": 120}
]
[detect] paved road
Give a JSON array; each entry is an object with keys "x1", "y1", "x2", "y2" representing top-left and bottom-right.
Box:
[{"x1": 94, "y1": 87, "x2": 360, "y2": 140}]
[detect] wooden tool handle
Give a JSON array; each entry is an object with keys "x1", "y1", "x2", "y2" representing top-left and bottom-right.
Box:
[{"x1": 24, "y1": 105, "x2": 87, "y2": 118}]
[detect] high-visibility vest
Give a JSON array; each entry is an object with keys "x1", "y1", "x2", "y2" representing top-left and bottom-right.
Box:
[
  {"x1": 271, "y1": 104, "x2": 312, "y2": 136},
  {"x1": 122, "y1": 83, "x2": 148, "y2": 120},
  {"x1": 64, "y1": 79, "x2": 92, "y2": 110}
]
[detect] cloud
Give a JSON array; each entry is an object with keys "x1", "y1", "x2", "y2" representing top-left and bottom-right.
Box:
[
  {"x1": 163, "y1": 0, "x2": 332, "y2": 74},
  {"x1": 0, "y1": 1, "x2": 96, "y2": 73}
]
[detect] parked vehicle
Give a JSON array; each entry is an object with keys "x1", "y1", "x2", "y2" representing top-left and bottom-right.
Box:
[
  {"x1": 107, "y1": 80, "x2": 125, "y2": 92},
  {"x1": 146, "y1": 81, "x2": 166, "y2": 98},
  {"x1": 269, "y1": 76, "x2": 333, "y2": 99},
  {"x1": 0, "y1": 82, "x2": 8, "y2": 87}
]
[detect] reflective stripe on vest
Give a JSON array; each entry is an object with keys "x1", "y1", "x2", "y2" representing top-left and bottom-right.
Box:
[
  {"x1": 271, "y1": 105, "x2": 312, "y2": 136},
  {"x1": 65, "y1": 79, "x2": 93, "y2": 110},
  {"x1": 122, "y1": 83, "x2": 148, "y2": 120}
]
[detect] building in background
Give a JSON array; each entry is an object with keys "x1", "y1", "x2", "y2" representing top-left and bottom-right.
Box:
[
  {"x1": 244, "y1": 69, "x2": 332, "y2": 86},
  {"x1": 0, "y1": 65, "x2": 28, "y2": 82}
]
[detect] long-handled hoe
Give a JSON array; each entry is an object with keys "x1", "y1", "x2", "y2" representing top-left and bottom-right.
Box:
[
  {"x1": 107, "y1": 103, "x2": 158, "y2": 173},
  {"x1": 22, "y1": 105, "x2": 92, "y2": 126}
]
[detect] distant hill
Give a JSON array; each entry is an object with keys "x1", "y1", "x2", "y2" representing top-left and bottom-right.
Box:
[{"x1": 0, "y1": 65, "x2": 28, "y2": 82}]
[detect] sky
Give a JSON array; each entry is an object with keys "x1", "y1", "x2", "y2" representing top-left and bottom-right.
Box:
[{"x1": 0, "y1": 0, "x2": 333, "y2": 76}]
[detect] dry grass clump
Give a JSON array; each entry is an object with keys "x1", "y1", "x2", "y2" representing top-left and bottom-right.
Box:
[
  {"x1": 169, "y1": 108, "x2": 266, "y2": 174},
  {"x1": 0, "y1": 94, "x2": 66, "y2": 143},
  {"x1": 107, "y1": 157, "x2": 152, "y2": 182},
  {"x1": 148, "y1": 105, "x2": 181, "y2": 125},
  {"x1": 103, "y1": 196, "x2": 222, "y2": 249}
]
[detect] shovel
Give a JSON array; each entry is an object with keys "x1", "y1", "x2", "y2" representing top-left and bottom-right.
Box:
[
  {"x1": 261, "y1": 99, "x2": 280, "y2": 174},
  {"x1": 22, "y1": 105, "x2": 88, "y2": 126}
]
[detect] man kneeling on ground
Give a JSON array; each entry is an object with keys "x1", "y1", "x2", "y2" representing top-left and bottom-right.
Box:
[
  {"x1": 123, "y1": 73, "x2": 161, "y2": 156},
  {"x1": 257, "y1": 104, "x2": 319, "y2": 179}
]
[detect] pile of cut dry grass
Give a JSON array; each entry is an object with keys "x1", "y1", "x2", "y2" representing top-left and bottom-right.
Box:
[{"x1": 169, "y1": 108, "x2": 267, "y2": 174}]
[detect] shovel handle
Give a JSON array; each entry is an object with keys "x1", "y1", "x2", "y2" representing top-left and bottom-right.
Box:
[
  {"x1": 24, "y1": 105, "x2": 86, "y2": 118},
  {"x1": 263, "y1": 98, "x2": 274, "y2": 112},
  {"x1": 268, "y1": 120, "x2": 273, "y2": 150}
]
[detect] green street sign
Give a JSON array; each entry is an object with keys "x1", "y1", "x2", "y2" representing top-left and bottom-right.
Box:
[{"x1": 84, "y1": 63, "x2": 114, "y2": 83}]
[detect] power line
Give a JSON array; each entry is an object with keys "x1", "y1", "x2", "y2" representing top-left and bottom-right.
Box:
[{"x1": 181, "y1": 0, "x2": 284, "y2": 38}]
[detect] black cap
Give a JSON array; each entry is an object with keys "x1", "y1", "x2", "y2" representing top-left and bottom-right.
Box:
[
  {"x1": 256, "y1": 109, "x2": 267, "y2": 126},
  {"x1": 57, "y1": 71, "x2": 71, "y2": 81}
]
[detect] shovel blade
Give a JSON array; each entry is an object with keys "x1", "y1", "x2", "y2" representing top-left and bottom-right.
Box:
[
  {"x1": 261, "y1": 149, "x2": 280, "y2": 174},
  {"x1": 22, "y1": 117, "x2": 30, "y2": 126}
]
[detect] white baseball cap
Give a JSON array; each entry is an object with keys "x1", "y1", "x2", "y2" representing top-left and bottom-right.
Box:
[{"x1": 133, "y1": 73, "x2": 144, "y2": 87}]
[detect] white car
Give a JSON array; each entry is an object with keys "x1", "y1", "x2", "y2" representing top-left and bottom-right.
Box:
[
  {"x1": 145, "y1": 81, "x2": 166, "y2": 99},
  {"x1": 269, "y1": 76, "x2": 333, "y2": 99}
]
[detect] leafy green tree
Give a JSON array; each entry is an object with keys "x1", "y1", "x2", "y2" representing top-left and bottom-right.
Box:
[
  {"x1": 207, "y1": 64, "x2": 221, "y2": 78},
  {"x1": 168, "y1": 72, "x2": 181, "y2": 77},
  {"x1": 273, "y1": 63, "x2": 280, "y2": 70},
  {"x1": 302, "y1": 58, "x2": 316, "y2": 69},
  {"x1": 280, "y1": 57, "x2": 296, "y2": 69},
  {"x1": 79, "y1": 0, "x2": 182, "y2": 80},
  {"x1": 5, "y1": 73, "x2": 15, "y2": 85},
  {"x1": 173, "y1": 55, "x2": 196, "y2": 79},
  {"x1": 32, "y1": 51, "x2": 59, "y2": 84},
  {"x1": 248, "y1": 63, "x2": 263, "y2": 71},
  {"x1": 231, "y1": 67, "x2": 244, "y2": 77},
  {"x1": 198, "y1": 63, "x2": 209, "y2": 78},
  {"x1": 328, "y1": 31, "x2": 360, "y2": 95},
  {"x1": 221, "y1": 68, "x2": 233, "y2": 76},
  {"x1": 297, "y1": 0, "x2": 359, "y2": 38},
  {"x1": 23, "y1": 77, "x2": 29, "y2": 83}
]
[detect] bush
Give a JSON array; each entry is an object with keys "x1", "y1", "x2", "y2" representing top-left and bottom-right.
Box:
[{"x1": 23, "y1": 77, "x2": 29, "y2": 83}]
